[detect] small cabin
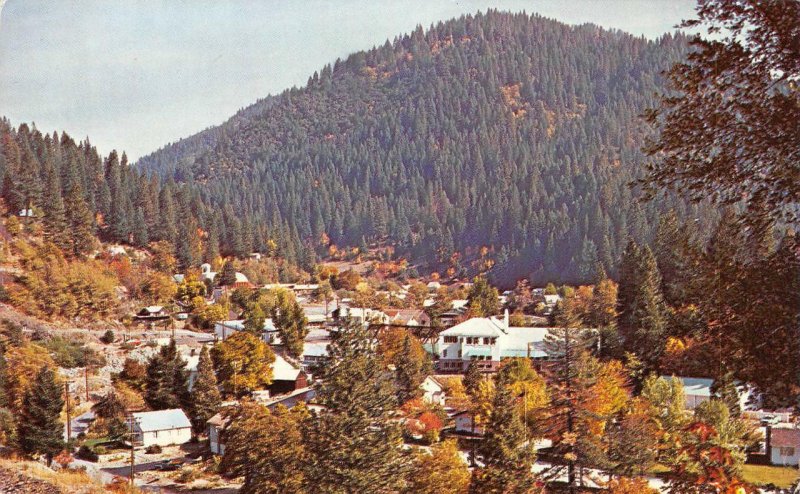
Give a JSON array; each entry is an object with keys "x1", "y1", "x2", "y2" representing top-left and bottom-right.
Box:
[{"x1": 132, "y1": 409, "x2": 192, "y2": 447}]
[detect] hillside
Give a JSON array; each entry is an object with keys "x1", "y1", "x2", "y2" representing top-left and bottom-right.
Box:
[{"x1": 139, "y1": 10, "x2": 710, "y2": 286}]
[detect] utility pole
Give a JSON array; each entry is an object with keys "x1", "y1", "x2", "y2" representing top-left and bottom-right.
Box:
[
  {"x1": 128, "y1": 412, "x2": 137, "y2": 485},
  {"x1": 64, "y1": 380, "x2": 73, "y2": 446},
  {"x1": 84, "y1": 367, "x2": 90, "y2": 401},
  {"x1": 232, "y1": 360, "x2": 240, "y2": 397}
]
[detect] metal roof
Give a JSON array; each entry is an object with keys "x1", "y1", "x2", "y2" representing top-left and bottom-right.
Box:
[{"x1": 133, "y1": 409, "x2": 191, "y2": 432}]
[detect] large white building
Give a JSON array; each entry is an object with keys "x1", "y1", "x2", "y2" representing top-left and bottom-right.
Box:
[{"x1": 431, "y1": 312, "x2": 550, "y2": 372}]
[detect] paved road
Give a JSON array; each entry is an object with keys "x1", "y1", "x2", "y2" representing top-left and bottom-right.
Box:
[{"x1": 65, "y1": 410, "x2": 95, "y2": 441}]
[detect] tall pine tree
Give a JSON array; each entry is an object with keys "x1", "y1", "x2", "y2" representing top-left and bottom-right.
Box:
[
  {"x1": 18, "y1": 366, "x2": 63, "y2": 463},
  {"x1": 304, "y1": 320, "x2": 410, "y2": 493},
  {"x1": 189, "y1": 346, "x2": 221, "y2": 433}
]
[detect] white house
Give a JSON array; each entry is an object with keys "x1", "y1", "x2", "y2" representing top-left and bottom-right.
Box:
[
  {"x1": 132, "y1": 409, "x2": 192, "y2": 447},
  {"x1": 453, "y1": 411, "x2": 484, "y2": 436},
  {"x1": 335, "y1": 306, "x2": 390, "y2": 325},
  {"x1": 420, "y1": 376, "x2": 446, "y2": 406},
  {"x1": 770, "y1": 426, "x2": 800, "y2": 466},
  {"x1": 432, "y1": 312, "x2": 550, "y2": 372},
  {"x1": 214, "y1": 319, "x2": 278, "y2": 343}
]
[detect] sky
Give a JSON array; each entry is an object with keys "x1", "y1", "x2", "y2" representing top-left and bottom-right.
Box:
[{"x1": 0, "y1": 0, "x2": 696, "y2": 161}]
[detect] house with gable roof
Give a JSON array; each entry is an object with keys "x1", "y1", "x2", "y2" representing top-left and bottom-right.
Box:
[{"x1": 431, "y1": 311, "x2": 550, "y2": 372}]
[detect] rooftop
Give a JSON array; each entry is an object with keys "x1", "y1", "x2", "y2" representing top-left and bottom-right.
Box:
[{"x1": 133, "y1": 409, "x2": 191, "y2": 432}]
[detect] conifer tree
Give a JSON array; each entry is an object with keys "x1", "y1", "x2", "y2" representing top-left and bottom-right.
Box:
[
  {"x1": 711, "y1": 371, "x2": 741, "y2": 418},
  {"x1": 304, "y1": 320, "x2": 410, "y2": 493},
  {"x1": 65, "y1": 184, "x2": 95, "y2": 257},
  {"x1": 617, "y1": 241, "x2": 668, "y2": 371},
  {"x1": 272, "y1": 294, "x2": 308, "y2": 359},
  {"x1": 42, "y1": 164, "x2": 68, "y2": 251},
  {"x1": 653, "y1": 210, "x2": 697, "y2": 307},
  {"x1": 463, "y1": 360, "x2": 483, "y2": 397},
  {"x1": 471, "y1": 375, "x2": 538, "y2": 493},
  {"x1": 218, "y1": 260, "x2": 237, "y2": 286},
  {"x1": 17, "y1": 366, "x2": 63, "y2": 463},
  {"x1": 144, "y1": 339, "x2": 190, "y2": 410},
  {"x1": 395, "y1": 334, "x2": 425, "y2": 404},
  {"x1": 189, "y1": 346, "x2": 221, "y2": 433},
  {"x1": 543, "y1": 297, "x2": 594, "y2": 492}
]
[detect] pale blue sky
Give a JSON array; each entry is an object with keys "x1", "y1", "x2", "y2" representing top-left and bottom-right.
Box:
[{"x1": 0, "y1": 1, "x2": 696, "y2": 160}]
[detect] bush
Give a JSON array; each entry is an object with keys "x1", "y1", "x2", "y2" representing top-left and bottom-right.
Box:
[
  {"x1": 42, "y1": 336, "x2": 107, "y2": 368},
  {"x1": 176, "y1": 468, "x2": 198, "y2": 484},
  {"x1": 93, "y1": 445, "x2": 108, "y2": 455},
  {"x1": 76, "y1": 445, "x2": 99, "y2": 462},
  {"x1": 145, "y1": 444, "x2": 162, "y2": 454},
  {"x1": 100, "y1": 330, "x2": 115, "y2": 344}
]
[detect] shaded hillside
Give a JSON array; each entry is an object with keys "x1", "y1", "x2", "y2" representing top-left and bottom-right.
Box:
[{"x1": 138, "y1": 10, "x2": 713, "y2": 285}]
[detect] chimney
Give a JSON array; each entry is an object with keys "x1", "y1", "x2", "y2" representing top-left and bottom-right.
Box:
[{"x1": 504, "y1": 309, "x2": 509, "y2": 330}]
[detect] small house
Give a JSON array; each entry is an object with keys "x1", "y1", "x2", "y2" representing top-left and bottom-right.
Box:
[
  {"x1": 453, "y1": 410, "x2": 484, "y2": 436},
  {"x1": 662, "y1": 376, "x2": 713, "y2": 410},
  {"x1": 270, "y1": 353, "x2": 309, "y2": 394},
  {"x1": 208, "y1": 388, "x2": 317, "y2": 456},
  {"x1": 420, "y1": 376, "x2": 446, "y2": 406},
  {"x1": 132, "y1": 409, "x2": 192, "y2": 447},
  {"x1": 207, "y1": 412, "x2": 230, "y2": 455},
  {"x1": 134, "y1": 306, "x2": 170, "y2": 322},
  {"x1": 769, "y1": 426, "x2": 800, "y2": 466},
  {"x1": 214, "y1": 319, "x2": 278, "y2": 343}
]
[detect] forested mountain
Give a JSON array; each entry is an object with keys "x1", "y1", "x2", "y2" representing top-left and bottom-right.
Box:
[
  {"x1": 0, "y1": 121, "x2": 217, "y2": 269},
  {"x1": 142, "y1": 12, "x2": 709, "y2": 285}
]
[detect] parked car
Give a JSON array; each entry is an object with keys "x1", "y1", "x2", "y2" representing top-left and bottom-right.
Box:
[{"x1": 154, "y1": 459, "x2": 182, "y2": 471}]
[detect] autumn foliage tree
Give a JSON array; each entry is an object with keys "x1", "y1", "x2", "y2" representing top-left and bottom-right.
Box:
[
  {"x1": 408, "y1": 439, "x2": 470, "y2": 494},
  {"x1": 221, "y1": 400, "x2": 308, "y2": 494},
  {"x1": 212, "y1": 331, "x2": 274, "y2": 397}
]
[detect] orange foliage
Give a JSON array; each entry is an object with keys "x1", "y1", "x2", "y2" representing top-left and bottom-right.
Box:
[
  {"x1": 607, "y1": 477, "x2": 658, "y2": 494},
  {"x1": 418, "y1": 411, "x2": 443, "y2": 432}
]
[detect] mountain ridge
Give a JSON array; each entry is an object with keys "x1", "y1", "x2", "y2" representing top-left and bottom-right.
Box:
[{"x1": 137, "y1": 10, "x2": 712, "y2": 286}]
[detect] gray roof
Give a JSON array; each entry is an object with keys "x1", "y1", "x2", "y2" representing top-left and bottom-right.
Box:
[
  {"x1": 662, "y1": 376, "x2": 714, "y2": 397},
  {"x1": 133, "y1": 409, "x2": 191, "y2": 432}
]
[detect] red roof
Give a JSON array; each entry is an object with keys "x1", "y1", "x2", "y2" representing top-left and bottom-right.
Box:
[{"x1": 772, "y1": 427, "x2": 800, "y2": 448}]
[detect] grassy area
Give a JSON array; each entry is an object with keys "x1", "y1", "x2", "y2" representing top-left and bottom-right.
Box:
[{"x1": 741, "y1": 464, "x2": 798, "y2": 488}]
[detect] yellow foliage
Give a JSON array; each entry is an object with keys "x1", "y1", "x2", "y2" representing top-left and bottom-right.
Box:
[
  {"x1": 376, "y1": 328, "x2": 427, "y2": 368},
  {"x1": 212, "y1": 332, "x2": 275, "y2": 396},
  {"x1": 665, "y1": 336, "x2": 686, "y2": 354},
  {"x1": 408, "y1": 440, "x2": 470, "y2": 494},
  {"x1": 606, "y1": 477, "x2": 659, "y2": 494},
  {"x1": 8, "y1": 240, "x2": 119, "y2": 321},
  {"x1": 5, "y1": 343, "x2": 57, "y2": 414}
]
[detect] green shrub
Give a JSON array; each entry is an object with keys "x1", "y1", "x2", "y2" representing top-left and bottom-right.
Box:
[
  {"x1": 42, "y1": 336, "x2": 106, "y2": 368},
  {"x1": 145, "y1": 444, "x2": 162, "y2": 454},
  {"x1": 100, "y1": 330, "x2": 115, "y2": 344},
  {"x1": 76, "y1": 445, "x2": 99, "y2": 462}
]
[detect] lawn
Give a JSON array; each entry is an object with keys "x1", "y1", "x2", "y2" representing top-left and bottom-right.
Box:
[{"x1": 741, "y1": 464, "x2": 798, "y2": 489}]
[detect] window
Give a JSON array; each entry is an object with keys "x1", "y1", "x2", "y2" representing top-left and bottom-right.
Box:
[
  {"x1": 780, "y1": 447, "x2": 795, "y2": 457},
  {"x1": 442, "y1": 349, "x2": 447, "y2": 358},
  {"x1": 444, "y1": 336, "x2": 457, "y2": 343}
]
